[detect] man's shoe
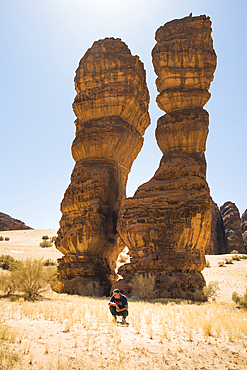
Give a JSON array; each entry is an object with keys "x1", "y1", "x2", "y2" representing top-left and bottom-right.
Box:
[{"x1": 121, "y1": 318, "x2": 128, "y2": 325}]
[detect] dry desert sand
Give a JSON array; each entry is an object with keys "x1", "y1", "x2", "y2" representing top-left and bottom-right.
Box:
[{"x1": 0, "y1": 230, "x2": 247, "y2": 369}]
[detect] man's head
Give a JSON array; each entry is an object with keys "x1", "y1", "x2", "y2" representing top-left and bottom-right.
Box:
[{"x1": 113, "y1": 289, "x2": 120, "y2": 299}]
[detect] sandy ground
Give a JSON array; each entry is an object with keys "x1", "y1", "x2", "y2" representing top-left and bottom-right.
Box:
[
  {"x1": 0, "y1": 230, "x2": 247, "y2": 369},
  {"x1": 0, "y1": 229, "x2": 63, "y2": 261}
]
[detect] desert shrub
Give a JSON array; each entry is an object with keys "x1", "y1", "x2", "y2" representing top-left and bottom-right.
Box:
[
  {"x1": 15, "y1": 259, "x2": 57, "y2": 299},
  {"x1": 0, "y1": 270, "x2": 18, "y2": 295},
  {"x1": 0, "y1": 237, "x2": 4, "y2": 241},
  {"x1": 205, "y1": 259, "x2": 210, "y2": 268},
  {"x1": 232, "y1": 289, "x2": 247, "y2": 308},
  {"x1": 39, "y1": 240, "x2": 53, "y2": 248},
  {"x1": 50, "y1": 276, "x2": 63, "y2": 294},
  {"x1": 130, "y1": 273, "x2": 157, "y2": 300},
  {"x1": 0, "y1": 255, "x2": 22, "y2": 271},
  {"x1": 117, "y1": 252, "x2": 129, "y2": 264},
  {"x1": 43, "y1": 258, "x2": 57, "y2": 266},
  {"x1": 230, "y1": 250, "x2": 238, "y2": 254},
  {"x1": 225, "y1": 257, "x2": 233, "y2": 264},
  {"x1": 240, "y1": 254, "x2": 247, "y2": 259},
  {"x1": 0, "y1": 323, "x2": 19, "y2": 369},
  {"x1": 50, "y1": 236, "x2": 57, "y2": 243},
  {"x1": 78, "y1": 281, "x2": 102, "y2": 297},
  {"x1": 232, "y1": 254, "x2": 241, "y2": 261},
  {"x1": 0, "y1": 259, "x2": 57, "y2": 299},
  {"x1": 194, "y1": 281, "x2": 219, "y2": 302},
  {"x1": 218, "y1": 261, "x2": 225, "y2": 267},
  {"x1": 42, "y1": 235, "x2": 49, "y2": 240},
  {"x1": 4, "y1": 237, "x2": 10, "y2": 241}
]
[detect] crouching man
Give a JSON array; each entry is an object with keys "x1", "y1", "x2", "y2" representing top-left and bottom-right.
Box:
[{"x1": 108, "y1": 289, "x2": 128, "y2": 324}]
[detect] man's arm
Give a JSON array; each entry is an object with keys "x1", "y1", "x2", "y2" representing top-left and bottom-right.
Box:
[
  {"x1": 108, "y1": 301, "x2": 117, "y2": 306},
  {"x1": 108, "y1": 296, "x2": 117, "y2": 307},
  {"x1": 116, "y1": 304, "x2": 128, "y2": 312}
]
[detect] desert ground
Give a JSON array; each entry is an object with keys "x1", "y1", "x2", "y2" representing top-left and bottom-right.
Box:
[{"x1": 0, "y1": 230, "x2": 247, "y2": 369}]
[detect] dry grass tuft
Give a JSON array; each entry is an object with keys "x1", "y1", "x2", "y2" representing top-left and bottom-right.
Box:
[{"x1": 0, "y1": 287, "x2": 247, "y2": 369}]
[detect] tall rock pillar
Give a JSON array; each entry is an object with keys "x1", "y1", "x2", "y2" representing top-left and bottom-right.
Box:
[
  {"x1": 116, "y1": 15, "x2": 217, "y2": 299},
  {"x1": 56, "y1": 38, "x2": 150, "y2": 295}
]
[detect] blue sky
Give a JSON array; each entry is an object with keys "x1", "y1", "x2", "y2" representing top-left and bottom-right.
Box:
[{"x1": 1, "y1": 0, "x2": 246, "y2": 229}]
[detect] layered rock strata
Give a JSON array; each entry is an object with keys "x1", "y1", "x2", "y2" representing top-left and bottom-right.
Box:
[
  {"x1": 220, "y1": 202, "x2": 246, "y2": 254},
  {"x1": 56, "y1": 38, "x2": 150, "y2": 295},
  {"x1": 116, "y1": 15, "x2": 217, "y2": 299},
  {"x1": 0, "y1": 212, "x2": 31, "y2": 231},
  {"x1": 205, "y1": 200, "x2": 227, "y2": 255},
  {"x1": 241, "y1": 209, "x2": 247, "y2": 251}
]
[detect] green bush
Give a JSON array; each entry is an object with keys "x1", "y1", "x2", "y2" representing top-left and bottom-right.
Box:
[
  {"x1": 42, "y1": 235, "x2": 49, "y2": 240},
  {"x1": 4, "y1": 237, "x2": 10, "y2": 241},
  {"x1": 0, "y1": 237, "x2": 4, "y2": 241},
  {"x1": 0, "y1": 259, "x2": 57, "y2": 299},
  {"x1": 39, "y1": 240, "x2": 53, "y2": 248},
  {"x1": 232, "y1": 289, "x2": 247, "y2": 308},
  {"x1": 194, "y1": 281, "x2": 219, "y2": 302},
  {"x1": 232, "y1": 254, "x2": 241, "y2": 261},
  {"x1": 0, "y1": 255, "x2": 22, "y2": 271},
  {"x1": 130, "y1": 273, "x2": 157, "y2": 300},
  {"x1": 230, "y1": 250, "x2": 238, "y2": 254}
]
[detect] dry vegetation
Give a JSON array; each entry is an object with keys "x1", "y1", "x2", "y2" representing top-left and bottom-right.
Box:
[
  {"x1": 0, "y1": 231, "x2": 247, "y2": 369},
  {"x1": 0, "y1": 294, "x2": 247, "y2": 369}
]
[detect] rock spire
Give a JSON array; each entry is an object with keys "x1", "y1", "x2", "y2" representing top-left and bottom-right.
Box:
[
  {"x1": 220, "y1": 202, "x2": 246, "y2": 254},
  {"x1": 56, "y1": 38, "x2": 150, "y2": 295},
  {"x1": 115, "y1": 15, "x2": 217, "y2": 299}
]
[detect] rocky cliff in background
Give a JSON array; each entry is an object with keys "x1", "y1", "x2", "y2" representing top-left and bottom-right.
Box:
[
  {"x1": 0, "y1": 212, "x2": 31, "y2": 231},
  {"x1": 55, "y1": 38, "x2": 150, "y2": 295},
  {"x1": 241, "y1": 209, "x2": 247, "y2": 250},
  {"x1": 205, "y1": 200, "x2": 227, "y2": 254},
  {"x1": 219, "y1": 202, "x2": 246, "y2": 254},
  {"x1": 115, "y1": 15, "x2": 217, "y2": 299}
]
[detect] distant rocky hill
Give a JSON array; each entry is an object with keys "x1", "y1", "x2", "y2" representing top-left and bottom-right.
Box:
[
  {"x1": 241, "y1": 209, "x2": 247, "y2": 250},
  {"x1": 206, "y1": 201, "x2": 246, "y2": 254},
  {"x1": 0, "y1": 212, "x2": 32, "y2": 231}
]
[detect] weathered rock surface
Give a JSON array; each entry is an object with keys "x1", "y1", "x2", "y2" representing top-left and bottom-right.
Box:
[
  {"x1": 205, "y1": 200, "x2": 227, "y2": 255},
  {"x1": 115, "y1": 15, "x2": 217, "y2": 299},
  {"x1": 0, "y1": 212, "x2": 31, "y2": 231},
  {"x1": 56, "y1": 38, "x2": 150, "y2": 295},
  {"x1": 220, "y1": 202, "x2": 246, "y2": 254},
  {"x1": 241, "y1": 209, "x2": 247, "y2": 251}
]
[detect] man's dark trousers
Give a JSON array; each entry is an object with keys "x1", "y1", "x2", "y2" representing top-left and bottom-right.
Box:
[{"x1": 109, "y1": 306, "x2": 128, "y2": 320}]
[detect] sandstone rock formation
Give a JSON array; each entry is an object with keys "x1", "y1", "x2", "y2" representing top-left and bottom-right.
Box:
[
  {"x1": 0, "y1": 212, "x2": 31, "y2": 231},
  {"x1": 56, "y1": 38, "x2": 150, "y2": 295},
  {"x1": 205, "y1": 200, "x2": 227, "y2": 254},
  {"x1": 241, "y1": 209, "x2": 247, "y2": 251},
  {"x1": 115, "y1": 15, "x2": 217, "y2": 299},
  {"x1": 220, "y1": 202, "x2": 246, "y2": 254}
]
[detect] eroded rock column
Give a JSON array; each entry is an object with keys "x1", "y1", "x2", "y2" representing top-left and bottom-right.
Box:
[
  {"x1": 56, "y1": 38, "x2": 150, "y2": 295},
  {"x1": 220, "y1": 202, "x2": 246, "y2": 254},
  {"x1": 116, "y1": 15, "x2": 217, "y2": 299}
]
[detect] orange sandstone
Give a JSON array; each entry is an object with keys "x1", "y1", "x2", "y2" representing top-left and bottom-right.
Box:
[
  {"x1": 115, "y1": 16, "x2": 217, "y2": 299},
  {"x1": 56, "y1": 38, "x2": 150, "y2": 295}
]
